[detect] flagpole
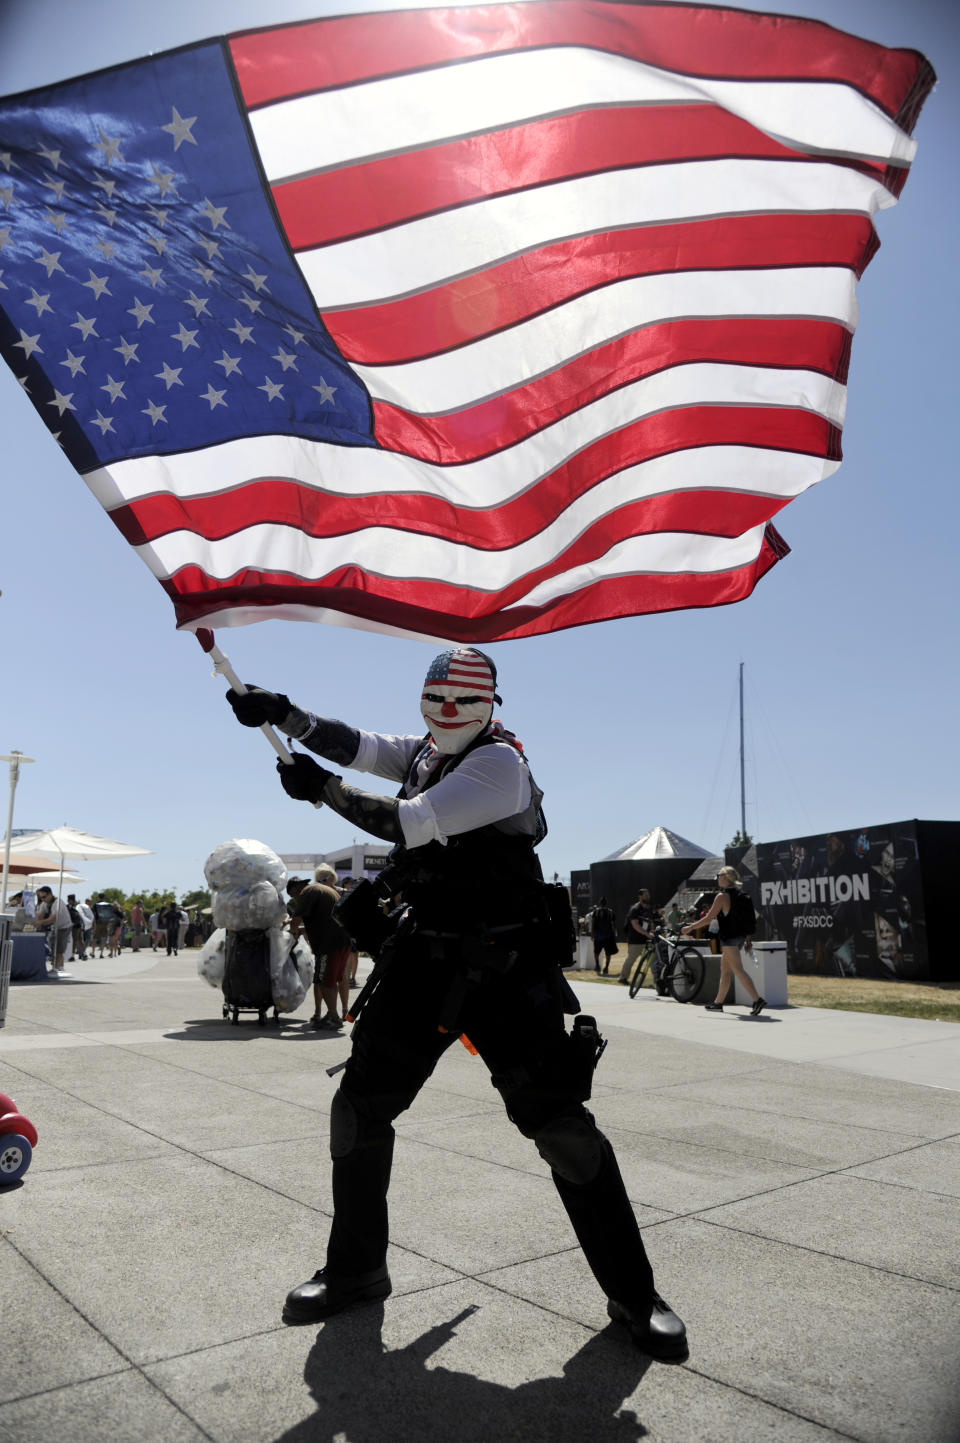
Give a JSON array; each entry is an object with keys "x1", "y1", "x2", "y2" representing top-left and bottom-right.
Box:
[
  {"x1": 195, "y1": 629, "x2": 294, "y2": 763},
  {"x1": 194, "y1": 630, "x2": 323, "y2": 809}
]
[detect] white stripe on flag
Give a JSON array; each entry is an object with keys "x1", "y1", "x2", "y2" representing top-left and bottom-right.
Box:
[
  {"x1": 509, "y1": 526, "x2": 770, "y2": 610},
  {"x1": 297, "y1": 162, "x2": 892, "y2": 310},
  {"x1": 250, "y1": 47, "x2": 916, "y2": 184},
  {"x1": 352, "y1": 320, "x2": 853, "y2": 422}
]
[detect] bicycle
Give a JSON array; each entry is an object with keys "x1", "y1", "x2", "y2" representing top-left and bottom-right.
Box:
[{"x1": 628, "y1": 931, "x2": 706, "y2": 1003}]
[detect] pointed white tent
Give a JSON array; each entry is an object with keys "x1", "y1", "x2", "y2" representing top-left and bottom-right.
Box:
[{"x1": 603, "y1": 827, "x2": 713, "y2": 863}]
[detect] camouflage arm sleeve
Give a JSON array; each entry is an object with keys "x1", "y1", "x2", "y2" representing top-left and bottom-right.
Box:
[
  {"x1": 319, "y1": 775, "x2": 403, "y2": 843},
  {"x1": 281, "y1": 707, "x2": 361, "y2": 767}
]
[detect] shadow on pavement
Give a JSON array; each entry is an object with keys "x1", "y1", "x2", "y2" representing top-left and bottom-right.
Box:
[
  {"x1": 275, "y1": 1302, "x2": 658, "y2": 1442},
  {"x1": 162, "y1": 1018, "x2": 349, "y2": 1045}
]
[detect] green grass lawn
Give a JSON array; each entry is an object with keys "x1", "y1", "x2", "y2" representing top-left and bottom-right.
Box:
[{"x1": 565, "y1": 967, "x2": 960, "y2": 1023}]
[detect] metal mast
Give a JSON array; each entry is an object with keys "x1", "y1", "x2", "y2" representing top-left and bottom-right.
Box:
[{"x1": 738, "y1": 663, "x2": 746, "y2": 840}]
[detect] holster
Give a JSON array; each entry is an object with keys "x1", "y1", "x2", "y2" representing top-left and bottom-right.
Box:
[{"x1": 568, "y1": 1014, "x2": 607, "y2": 1101}]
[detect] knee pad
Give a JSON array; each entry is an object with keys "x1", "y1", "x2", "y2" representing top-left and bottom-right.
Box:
[
  {"x1": 330, "y1": 1088, "x2": 359, "y2": 1159},
  {"x1": 534, "y1": 1112, "x2": 605, "y2": 1185}
]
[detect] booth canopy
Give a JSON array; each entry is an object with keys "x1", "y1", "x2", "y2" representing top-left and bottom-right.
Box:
[{"x1": 603, "y1": 827, "x2": 713, "y2": 862}]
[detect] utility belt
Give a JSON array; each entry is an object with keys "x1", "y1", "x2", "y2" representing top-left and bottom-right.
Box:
[
  {"x1": 334, "y1": 851, "x2": 579, "y2": 1041},
  {"x1": 335, "y1": 871, "x2": 572, "y2": 962}
]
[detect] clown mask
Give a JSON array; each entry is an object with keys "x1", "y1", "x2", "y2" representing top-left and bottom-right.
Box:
[{"x1": 420, "y1": 648, "x2": 497, "y2": 754}]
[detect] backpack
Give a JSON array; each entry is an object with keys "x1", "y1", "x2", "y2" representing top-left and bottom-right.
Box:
[
  {"x1": 726, "y1": 889, "x2": 756, "y2": 935},
  {"x1": 592, "y1": 905, "x2": 614, "y2": 937},
  {"x1": 94, "y1": 900, "x2": 115, "y2": 923}
]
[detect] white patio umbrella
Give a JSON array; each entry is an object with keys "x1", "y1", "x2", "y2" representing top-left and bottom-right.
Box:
[
  {"x1": 27, "y1": 872, "x2": 88, "y2": 887},
  {"x1": 7, "y1": 827, "x2": 151, "y2": 902}
]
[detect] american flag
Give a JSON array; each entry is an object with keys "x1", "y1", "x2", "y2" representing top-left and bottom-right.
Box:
[{"x1": 0, "y1": 4, "x2": 933, "y2": 643}]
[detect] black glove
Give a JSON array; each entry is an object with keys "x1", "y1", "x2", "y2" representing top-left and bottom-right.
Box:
[
  {"x1": 277, "y1": 752, "x2": 334, "y2": 803},
  {"x1": 226, "y1": 685, "x2": 292, "y2": 728}
]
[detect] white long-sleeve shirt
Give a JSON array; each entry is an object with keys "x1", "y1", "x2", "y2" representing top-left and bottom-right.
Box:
[{"x1": 351, "y1": 729, "x2": 533, "y2": 851}]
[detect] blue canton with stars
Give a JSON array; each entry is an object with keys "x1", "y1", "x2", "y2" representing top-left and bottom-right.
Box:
[{"x1": 0, "y1": 42, "x2": 374, "y2": 472}]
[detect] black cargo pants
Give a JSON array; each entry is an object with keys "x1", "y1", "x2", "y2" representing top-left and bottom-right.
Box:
[{"x1": 324, "y1": 937, "x2": 656, "y2": 1307}]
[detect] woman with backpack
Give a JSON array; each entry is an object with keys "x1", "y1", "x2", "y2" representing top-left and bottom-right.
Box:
[{"x1": 681, "y1": 866, "x2": 765, "y2": 1015}]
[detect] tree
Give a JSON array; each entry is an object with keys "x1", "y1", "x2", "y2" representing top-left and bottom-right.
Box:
[
  {"x1": 727, "y1": 830, "x2": 753, "y2": 849},
  {"x1": 181, "y1": 888, "x2": 211, "y2": 911}
]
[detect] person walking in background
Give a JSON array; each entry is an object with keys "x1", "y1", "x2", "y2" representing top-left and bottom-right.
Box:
[
  {"x1": 176, "y1": 906, "x2": 189, "y2": 953},
  {"x1": 92, "y1": 894, "x2": 115, "y2": 957},
  {"x1": 67, "y1": 894, "x2": 84, "y2": 961},
  {"x1": 160, "y1": 900, "x2": 181, "y2": 956},
  {"x1": 77, "y1": 897, "x2": 94, "y2": 959},
  {"x1": 590, "y1": 896, "x2": 617, "y2": 975},
  {"x1": 108, "y1": 901, "x2": 125, "y2": 958},
  {"x1": 682, "y1": 866, "x2": 764, "y2": 1015},
  {"x1": 130, "y1": 899, "x2": 145, "y2": 952}
]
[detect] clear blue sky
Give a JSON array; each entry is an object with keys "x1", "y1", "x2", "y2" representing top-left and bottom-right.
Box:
[{"x1": 1, "y1": 0, "x2": 956, "y2": 901}]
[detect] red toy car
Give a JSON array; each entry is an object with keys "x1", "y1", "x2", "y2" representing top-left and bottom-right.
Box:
[{"x1": 0, "y1": 1090, "x2": 36, "y2": 1185}]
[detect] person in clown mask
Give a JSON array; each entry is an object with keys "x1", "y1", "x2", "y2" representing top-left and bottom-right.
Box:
[{"x1": 226, "y1": 648, "x2": 686, "y2": 1360}]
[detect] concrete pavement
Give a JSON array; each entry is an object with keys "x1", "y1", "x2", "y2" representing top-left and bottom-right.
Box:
[{"x1": 1, "y1": 951, "x2": 958, "y2": 1442}]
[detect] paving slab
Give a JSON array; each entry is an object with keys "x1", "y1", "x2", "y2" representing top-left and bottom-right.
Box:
[
  {"x1": 699, "y1": 1172, "x2": 960, "y2": 1289},
  {"x1": 661, "y1": 1060, "x2": 960, "y2": 1138},
  {"x1": 592, "y1": 1088, "x2": 922, "y2": 1171},
  {"x1": 0, "y1": 1074, "x2": 178, "y2": 1173},
  {"x1": 811, "y1": 1036, "x2": 960, "y2": 1091},
  {"x1": 145, "y1": 1278, "x2": 838, "y2": 1443},
  {"x1": 591, "y1": 1023, "x2": 777, "y2": 1078},
  {"x1": 593, "y1": 1122, "x2": 825, "y2": 1215},
  {"x1": 483, "y1": 1220, "x2": 960, "y2": 1443},
  {"x1": 1, "y1": 1045, "x2": 328, "y2": 1152},
  {"x1": 385, "y1": 1136, "x2": 662, "y2": 1275},
  {"x1": 400, "y1": 1108, "x2": 817, "y2": 1215},
  {"x1": 585, "y1": 985, "x2": 960, "y2": 1090},
  {"x1": 125, "y1": 1028, "x2": 349, "y2": 1070},
  {"x1": 0, "y1": 1239, "x2": 127, "y2": 1404},
  {"x1": 847, "y1": 1135, "x2": 960, "y2": 1199},
  {"x1": 0, "y1": 1369, "x2": 209, "y2": 1443},
  {"x1": 1, "y1": 1153, "x2": 325, "y2": 1366}
]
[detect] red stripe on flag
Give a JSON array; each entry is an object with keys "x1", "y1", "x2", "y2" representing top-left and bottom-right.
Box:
[
  {"x1": 273, "y1": 108, "x2": 888, "y2": 254},
  {"x1": 229, "y1": 4, "x2": 931, "y2": 126},
  {"x1": 111, "y1": 406, "x2": 835, "y2": 551},
  {"x1": 371, "y1": 338, "x2": 850, "y2": 467},
  {"x1": 164, "y1": 524, "x2": 787, "y2": 642},
  {"x1": 322, "y1": 218, "x2": 876, "y2": 366},
  {"x1": 116, "y1": 489, "x2": 790, "y2": 575},
  {"x1": 372, "y1": 383, "x2": 837, "y2": 467}
]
